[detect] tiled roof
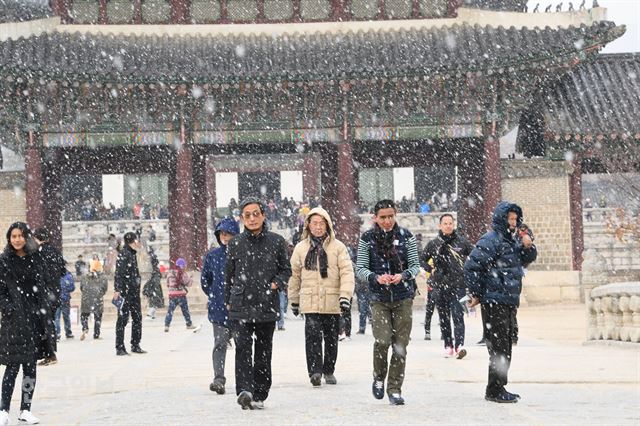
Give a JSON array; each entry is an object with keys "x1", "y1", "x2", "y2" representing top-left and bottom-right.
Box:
[
  {"x1": 0, "y1": 21, "x2": 622, "y2": 83},
  {"x1": 0, "y1": 0, "x2": 51, "y2": 24},
  {"x1": 541, "y1": 53, "x2": 640, "y2": 138}
]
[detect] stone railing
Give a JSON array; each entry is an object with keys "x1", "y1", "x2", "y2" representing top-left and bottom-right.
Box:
[{"x1": 587, "y1": 282, "x2": 640, "y2": 343}]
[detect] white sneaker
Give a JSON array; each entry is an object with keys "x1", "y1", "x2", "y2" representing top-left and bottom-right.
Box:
[
  {"x1": 338, "y1": 332, "x2": 346, "y2": 341},
  {"x1": 18, "y1": 410, "x2": 40, "y2": 424},
  {"x1": 0, "y1": 410, "x2": 9, "y2": 426}
]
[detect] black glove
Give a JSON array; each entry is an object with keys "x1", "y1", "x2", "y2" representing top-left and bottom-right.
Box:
[
  {"x1": 291, "y1": 303, "x2": 299, "y2": 317},
  {"x1": 339, "y1": 297, "x2": 351, "y2": 313}
]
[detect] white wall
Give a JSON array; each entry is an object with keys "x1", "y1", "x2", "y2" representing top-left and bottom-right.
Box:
[
  {"x1": 102, "y1": 174, "x2": 124, "y2": 207},
  {"x1": 216, "y1": 172, "x2": 239, "y2": 208},
  {"x1": 393, "y1": 167, "x2": 414, "y2": 200},
  {"x1": 280, "y1": 170, "x2": 303, "y2": 202}
]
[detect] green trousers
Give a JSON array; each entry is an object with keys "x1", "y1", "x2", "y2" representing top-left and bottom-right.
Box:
[{"x1": 370, "y1": 298, "x2": 413, "y2": 395}]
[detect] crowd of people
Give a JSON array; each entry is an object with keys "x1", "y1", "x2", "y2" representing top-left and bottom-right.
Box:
[
  {"x1": 0, "y1": 196, "x2": 537, "y2": 423},
  {"x1": 63, "y1": 198, "x2": 169, "y2": 222},
  {"x1": 359, "y1": 193, "x2": 461, "y2": 215}
]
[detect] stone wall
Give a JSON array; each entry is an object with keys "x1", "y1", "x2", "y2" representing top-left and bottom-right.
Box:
[
  {"x1": 0, "y1": 171, "x2": 26, "y2": 233},
  {"x1": 501, "y1": 159, "x2": 574, "y2": 271}
]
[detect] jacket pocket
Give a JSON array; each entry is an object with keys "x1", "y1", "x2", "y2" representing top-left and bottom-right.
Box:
[
  {"x1": 324, "y1": 288, "x2": 340, "y2": 312},
  {"x1": 229, "y1": 286, "x2": 244, "y2": 308},
  {"x1": 299, "y1": 287, "x2": 316, "y2": 312}
]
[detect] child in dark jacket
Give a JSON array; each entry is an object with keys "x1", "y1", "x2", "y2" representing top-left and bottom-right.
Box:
[{"x1": 201, "y1": 217, "x2": 240, "y2": 395}]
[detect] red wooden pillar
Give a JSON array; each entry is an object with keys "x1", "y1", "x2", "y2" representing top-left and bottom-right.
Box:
[
  {"x1": 569, "y1": 157, "x2": 584, "y2": 270},
  {"x1": 333, "y1": 83, "x2": 360, "y2": 248},
  {"x1": 459, "y1": 135, "x2": 501, "y2": 244},
  {"x1": 192, "y1": 151, "x2": 209, "y2": 267},
  {"x1": 25, "y1": 131, "x2": 45, "y2": 230},
  {"x1": 171, "y1": 0, "x2": 189, "y2": 23},
  {"x1": 335, "y1": 141, "x2": 360, "y2": 247},
  {"x1": 302, "y1": 154, "x2": 319, "y2": 202},
  {"x1": 43, "y1": 155, "x2": 63, "y2": 250},
  {"x1": 483, "y1": 131, "x2": 502, "y2": 230},
  {"x1": 206, "y1": 160, "x2": 217, "y2": 216},
  {"x1": 168, "y1": 121, "x2": 195, "y2": 268},
  {"x1": 458, "y1": 146, "x2": 484, "y2": 243}
]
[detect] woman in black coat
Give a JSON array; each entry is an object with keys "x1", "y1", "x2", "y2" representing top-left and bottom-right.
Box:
[{"x1": 0, "y1": 222, "x2": 55, "y2": 424}]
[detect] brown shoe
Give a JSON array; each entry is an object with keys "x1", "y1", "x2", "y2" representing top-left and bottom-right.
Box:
[{"x1": 38, "y1": 356, "x2": 57, "y2": 366}]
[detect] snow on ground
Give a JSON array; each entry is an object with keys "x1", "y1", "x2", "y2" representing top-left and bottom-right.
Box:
[{"x1": 2, "y1": 304, "x2": 638, "y2": 425}]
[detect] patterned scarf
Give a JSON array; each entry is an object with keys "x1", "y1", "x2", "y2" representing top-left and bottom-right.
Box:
[
  {"x1": 373, "y1": 224, "x2": 403, "y2": 274},
  {"x1": 304, "y1": 235, "x2": 328, "y2": 278}
]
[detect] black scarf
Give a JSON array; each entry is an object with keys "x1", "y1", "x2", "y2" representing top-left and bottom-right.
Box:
[
  {"x1": 305, "y1": 235, "x2": 328, "y2": 278},
  {"x1": 373, "y1": 224, "x2": 403, "y2": 274}
]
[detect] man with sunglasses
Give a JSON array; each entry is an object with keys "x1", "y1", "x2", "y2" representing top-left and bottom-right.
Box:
[{"x1": 225, "y1": 197, "x2": 291, "y2": 410}]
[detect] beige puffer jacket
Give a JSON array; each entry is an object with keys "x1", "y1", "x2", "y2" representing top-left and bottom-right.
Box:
[{"x1": 288, "y1": 207, "x2": 355, "y2": 314}]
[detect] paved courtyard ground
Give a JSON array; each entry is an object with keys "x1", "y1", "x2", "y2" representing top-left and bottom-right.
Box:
[{"x1": 1, "y1": 304, "x2": 638, "y2": 425}]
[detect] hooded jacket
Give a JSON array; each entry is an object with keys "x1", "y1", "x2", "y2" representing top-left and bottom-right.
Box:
[
  {"x1": 464, "y1": 202, "x2": 538, "y2": 307},
  {"x1": 0, "y1": 249, "x2": 56, "y2": 364},
  {"x1": 80, "y1": 272, "x2": 108, "y2": 315},
  {"x1": 224, "y1": 222, "x2": 291, "y2": 323},
  {"x1": 201, "y1": 217, "x2": 241, "y2": 325},
  {"x1": 59, "y1": 271, "x2": 75, "y2": 303},
  {"x1": 288, "y1": 207, "x2": 355, "y2": 314}
]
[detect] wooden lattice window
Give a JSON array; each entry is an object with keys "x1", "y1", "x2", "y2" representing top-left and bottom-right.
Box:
[
  {"x1": 300, "y1": 0, "x2": 331, "y2": 20},
  {"x1": 350, "y1": 0, "x2": 379, "y2": 19},
  {"x1": 190, "y1": 0, "x2": 221, "y2": 22},
  {"x1": 420, "y1": 0, "x2": 447, "y2": 17},
  {"x1": 227, "y1": 0, "x2": 259, "y2": 21},
  {"x1": 106, "y1": 0, "x2": 134, "y2": 23},
  {"x1": 385, "y1": 0, "x2": 413, "y2": 18},
  {"x1": 264, "y1": 0, "x2": 294, "y2": 21},
  {"x1": 70, "y1": 0, "x2": 100, "y2": 23},
  {"x1": 142, "y1": 0, "x2": 171, "y2": 23}
]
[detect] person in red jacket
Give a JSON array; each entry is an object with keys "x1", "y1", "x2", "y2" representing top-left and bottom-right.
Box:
[{"x1": 164, "y1": 258, "x2": 195, "y2": 332}]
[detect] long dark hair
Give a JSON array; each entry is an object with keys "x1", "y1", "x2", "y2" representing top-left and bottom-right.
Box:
[{"x1": 5, "y1": 221, "x2": 37, "y2": 255}]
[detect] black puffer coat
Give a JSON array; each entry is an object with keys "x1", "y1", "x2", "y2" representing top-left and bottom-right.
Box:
[
  {"x1": 421, "y1": 230, "x2": 474, "y2": 290},
  {"x1": 114, "y1": 245, "x2": 140, "y2": 298},
  {"x1": 0, "y1": 249, "x2": 56, "y2": 364},
  {"x1": 225, "y1": 228, "x2": 291, "y2": 322},
  {"x1": 464, "y1": 202, "x2": 538, "y2": 307},
  {"x1": 37, "y1": 243, "x2": 66, "y2": 309}
]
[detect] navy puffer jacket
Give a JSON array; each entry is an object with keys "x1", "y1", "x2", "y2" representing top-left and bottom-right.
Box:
[
  {"x1": 464, "y1": 202, "x2": 537, "y2": 307},
  {"x1": 201, "y1": 218, "x2": 240, "y2": 326}
]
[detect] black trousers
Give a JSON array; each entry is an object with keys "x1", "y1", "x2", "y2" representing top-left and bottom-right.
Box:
[
  {"x1": 232, "y1": 320, "x2": 275, "y2": 402},
  {"x1": 424, "y1": 290, "x2": 436, "y2": 332},
  {"x1": 115, "y1": 293, "x2": 142, "y2": 351},
  {"x1": 1, "y1": 361, "x2": 36, "y2": 411},
  {"x1": 481, "y1": 303, "x2": 516, "y2": 397},
  {"x1": 81, "y1": 311, "x2": 103, "y2": 338},
  {"x1": 304, "y1": 314, "x2": 340, "y2": 376},
  {"x1": 435, "y1": 287, "x2": 466, "y2": 349}
]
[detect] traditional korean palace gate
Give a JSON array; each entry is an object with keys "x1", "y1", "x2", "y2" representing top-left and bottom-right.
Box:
[{"x1": 0, "y1": 1, "x2": 624, "y2": 267}]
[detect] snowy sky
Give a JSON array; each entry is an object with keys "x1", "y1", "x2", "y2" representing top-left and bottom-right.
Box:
[{"x1": 527, "y1": 0, "x2": 639, "y2": 53}]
